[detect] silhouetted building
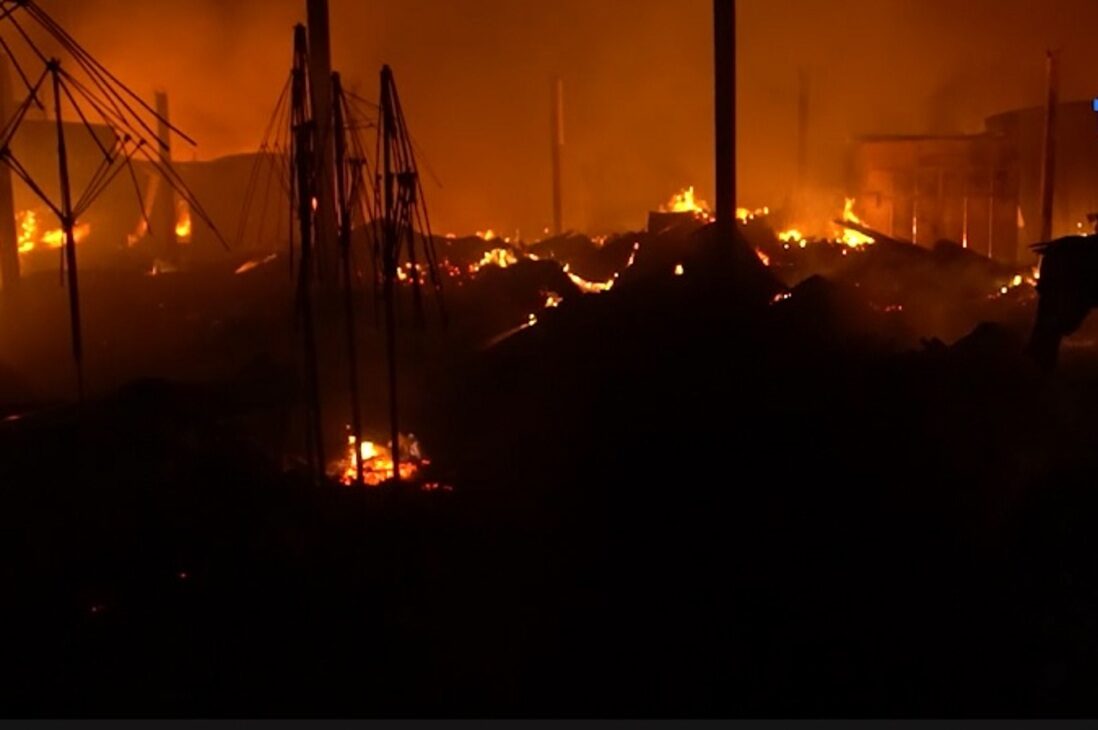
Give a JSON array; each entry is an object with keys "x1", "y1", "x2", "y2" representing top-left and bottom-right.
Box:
[
  {"x1": 849, "y1": 100, "x2": 1098, "y2": 267},
  {"x1": 987, "y1": 100, "x2": 1098, "y2": 251},
  {"x1": 848, "y1": 133, "x2": 1020, "y2": 263}
]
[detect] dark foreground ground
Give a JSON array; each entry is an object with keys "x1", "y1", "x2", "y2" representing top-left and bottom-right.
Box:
[{"x1": 2, "y1": 225, "x2": 1098, "y2": 716}]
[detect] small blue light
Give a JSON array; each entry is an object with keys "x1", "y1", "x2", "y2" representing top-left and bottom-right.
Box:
[{"x1": 1093, "y1": 98, "x2": 1098, "y2": 112}]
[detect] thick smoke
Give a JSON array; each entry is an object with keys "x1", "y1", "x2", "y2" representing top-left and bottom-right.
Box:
[{"x1": 41, "y1": 0, "x2": 1098, "y2": 236}]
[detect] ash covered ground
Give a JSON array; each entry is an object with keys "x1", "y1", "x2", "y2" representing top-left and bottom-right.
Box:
[{"x1": 2, "y1": 220, "x2": 1098, "y2": 716}]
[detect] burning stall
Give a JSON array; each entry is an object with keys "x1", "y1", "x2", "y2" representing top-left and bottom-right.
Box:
[{"x1": 848, "y1": 133, "x2": 1020, "y2": 263}]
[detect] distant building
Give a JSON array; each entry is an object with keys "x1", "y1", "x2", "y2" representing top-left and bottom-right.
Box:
[
  {"x1": 848, "y1": 134, "x2": 1020, "y2": 263},
  {"x1": 848, "y1": 100, "x2": 1098, "y2": 266},
  {"x1": 986, "y1": 100, "x2": 1098, "y2": 249},
  {"x1": 10, "y1": 116, "x2": 287, "y2": 273}
]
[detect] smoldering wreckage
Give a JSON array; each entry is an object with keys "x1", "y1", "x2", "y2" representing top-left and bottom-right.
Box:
[{"x1": 4, "y1": 0, "x2": 1098, "y2": 719}]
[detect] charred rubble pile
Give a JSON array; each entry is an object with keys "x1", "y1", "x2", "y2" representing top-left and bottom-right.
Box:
[{"x1": 1, "y1": 218, "x2": 1098, "y2": 715}]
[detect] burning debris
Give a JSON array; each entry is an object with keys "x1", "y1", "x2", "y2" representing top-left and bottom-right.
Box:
[
  {"x1": 836, "y1": 197, "x2": 875, "y2": 248},
  {"x1": 331, "y1": 430, "x2": 429, "y2": 487},
  {"x1": 16, "y1": 210, "x2": 92, "y2": 256},
  {"x1": 234, "y1": 253, "x2": 280, "y2": 275},
  {"x1": 661, "y1": 186, "x2": 714, "y2": 221},
  {"x1": 470, "y1": 247, "x2": 519, "y2": 273}
]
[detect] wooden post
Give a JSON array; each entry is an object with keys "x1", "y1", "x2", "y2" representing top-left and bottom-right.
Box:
[
  {"x1": 1038, "y1": 50, "x2": 1059, "y2": 243},
  {"x1": 551, "y1": 77, "x2": 564, "y2": 236},
  {"x1": 306, "y1": 0, "x2": 338, "y2": 284},
  {"x1": 714, "y1": 0, "x2": 736, "y2": 239},
  {"x1": 153, "y1": 90, "x2": 177, "y2": 262},
  {"x1": 332, "y1": 71, "x2": 364, "y2": 488}
]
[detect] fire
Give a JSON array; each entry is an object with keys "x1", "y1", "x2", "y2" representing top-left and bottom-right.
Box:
[
  {"x1": 991, "y1": 271, "x2": 1036, "y2": 299},
  {"x1": 736, "y1": 206, "x2": 770, "y2": 223},
  {"x1": 469, "y1": 247, "x2": 518, "y2": 273},
  {"x1": 838, "y1": 198, "x2": 875, "y2": 248},
  {"x1": 175, "y1": 203, "x2": 192, "y2": 242},
  {"x1": 334, "y1": 431, "x2": 426, "y2": 486},
  {"x1": 778, "y1": 229, "x2": 805, "y2": 244},
  {"x1": 663, "y1": 186, "x2": 711, "y2": 219},
  {"x1": 524, "y1": 290, "x2": 567, "y2": 331},
  {"x1": 476, "y1": 229, "x2": 499, "y2": 241},
  {"x1": 674, "y1": 263, "x2": 685, "y2": 276},
  {"x1": 17, "y1": 210, "x2": 36, "y2": 253},
  {"x1": 564, "y1": 264, "x2": 616, "y2": 293},
  {"x1": 235, "y1": 253, "x2": 279, "y2": 275},
  {"x1": 755, "y1": 248, "x2": 771, "y2": 267},
  {"x1": 41, "y1": 222, "x2": 91, "y2": 250},
  {"x1": 16, "y1": 210, "x2": 90, "y2": 254}
]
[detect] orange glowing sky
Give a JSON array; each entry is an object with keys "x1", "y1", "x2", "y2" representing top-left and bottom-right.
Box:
[{"x1": 35, "y1": 0, "x2": 1098, "y2": 236}]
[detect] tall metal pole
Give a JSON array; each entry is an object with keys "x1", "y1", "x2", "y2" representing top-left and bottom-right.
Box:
[
  {"x1": 714, "y1": 0, "x2": 736, "y2": 239},
  {"x1": 51, "y1": 61, "x2": 83, "y2": 401},
  {"x1": 332, "y1": 71, "x2": 364, "y2": 488},
  {"x1": 381, "y1": 65, "x2": 401, "y2": 484},
  {"x1": 551, "y1": 77, "x2": 564, "y2": 237},
  {"x1": 293, "y1": 25, "x2": 325, "y2": 482},
  {"x1": 306, "y1": 0, "x2": 338, "y2": 284},
  {"x1": 1038, "y1": 50, "x2": 1059, "y2": 243},
  {"x1": 0, "y1": 54, "x2": 19, "y2": 292}
]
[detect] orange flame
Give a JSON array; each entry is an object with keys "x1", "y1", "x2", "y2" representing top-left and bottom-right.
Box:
[
  {"x1": 564, "y1": 264, "x2": 616, "y2": 293},
  {"x1": 18, "y1": 210, "x2": 91, "y2": 254},
  {"x1": 39, "y1": 221, "x2": 91, "y2": 251},
  {"x1": 468, "y1": 247, "x2": 518, "y2": 274},
  {"x1": 838, "y1": 198, "x2": 874, "y2": 248},
  {"x1": 17, "y1": 210, "x2": 36, "y2": 253},
  {"x1": 663, "y1": 186, "x2": 711, "y2": 219},
  {"x1": 175, "y1": 203, "x2": 192, "y2": 242},
  {"x1": 334, "y1": 432, "x2": 426, "y2": 486}
]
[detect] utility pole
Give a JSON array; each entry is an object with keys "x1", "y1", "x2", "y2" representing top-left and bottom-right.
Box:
[
  {"x1": 306, "y1": 0, "x2": 338, "y2": 284},
  {"x1": 380, "y1": 65, "x2": 401, "y2": 484},
  {"x1": 714, "y1": 0, "x2": 736, "y2": 239},
  {"x1": 153, "y1": 90, "x2": 177, "y2": 262},
  {"x1": 1038, "y1": 50, "x2": 1059, "y2": 243},
  {"x1": 0, "y1": 54, "x2": 18, "y2": 292},
  {"x1": 551, "y1": 77, "x2": 564, "y2": 237},
  {"x1": 292, "y1": 24, "x2": 326, "y2": 483},
  {"x1": 332, "y1": 71, "x2": 365, "y2": 488}
]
